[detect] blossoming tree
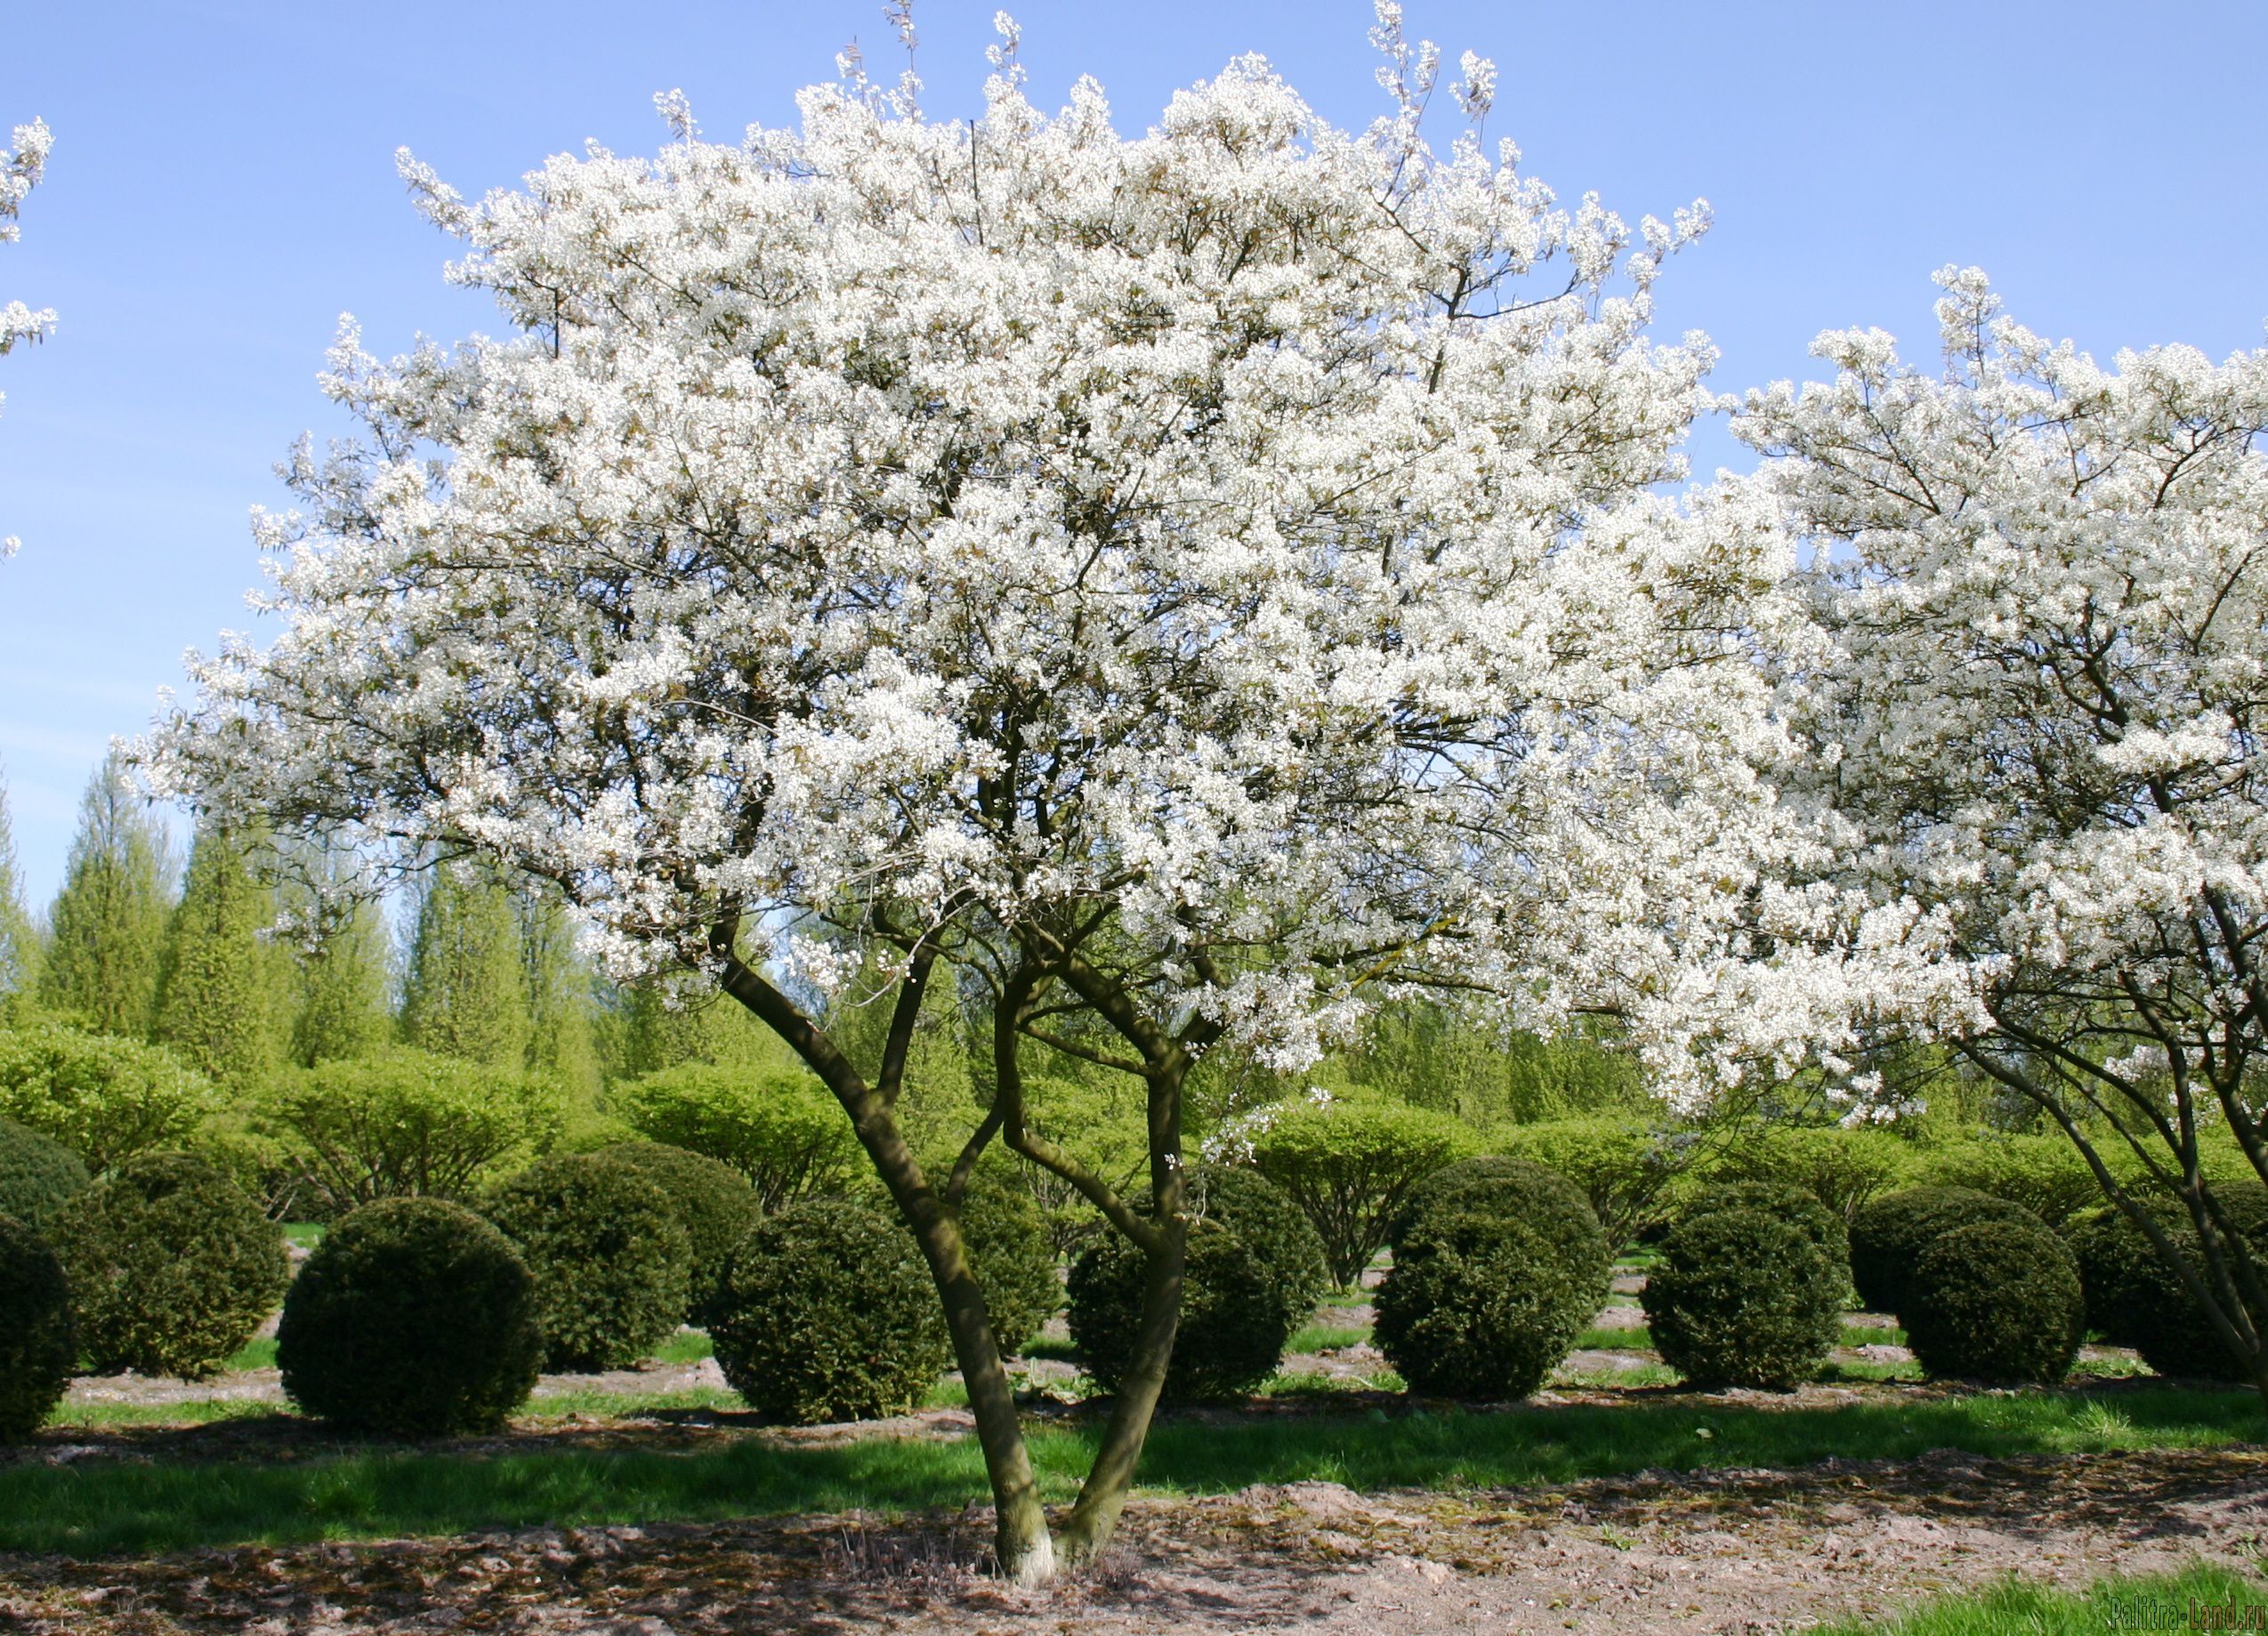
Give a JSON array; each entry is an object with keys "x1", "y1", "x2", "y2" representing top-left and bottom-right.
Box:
[
  {"x1": 1740, "y1": 269, "x2": 2268, "y2": 1398},
  {"x1": 148, "y1": 10, "x2": 1951, "y2": 1576},
  {"x1": 2, "y1": 116, "x2": 52, "y2": 559}
]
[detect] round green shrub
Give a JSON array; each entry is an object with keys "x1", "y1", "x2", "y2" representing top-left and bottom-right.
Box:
[
  {"x1": 1191, "y1": 1165, "x2": 1330, "y2": 1318},
  {"x1": 1642, "y1": 1206, "x2": 1844, "y2": 1389},
  {"x1": 2065, "y1": 1205, "x2": 2164, "y2": 1347},
  {"x1": 1068, "y1": 1218, "x2": 1289, "y2": 1402},
  {"x1": 277, "y1": 1197, "x2": 543, "y2": 1436},
  {"x1": 955, "y1": 1165, "x2": 1060, "y2": 1357},
  {"x1": 2067, "y1": 1191, "x2": 2268, "y2": 1380},
  {"x1": 597, "y1": 1140, "x2": 762, "y2": 1327},
  {"x1": 1683, "y1": 1181, "x2": 1849, "y2": 1269},
  {"x1": 50, "y1": 1150, "x2": 287, "y2": 1379},
  {"x1": 708, "y1": 1195, "x2": 951, "y2": 1423},
  {"x1": 1392, "y1": 1155, "x2": 1612, "y2": 1305},
  {"x1": 1373, "y1": 1209, "x2": 1600, "y2": 1399},
  {"x1": 0, "y1": 1213, "x2": 73, "y2": 1439},
  {"x1": 487, "y1": 1152, "x2": 690, "y2": 1371},
  {"x1": 0, "y1": 1117, "x2": 88, "y2": 1231},
  {"x1": 1848, "y1": 1186, "x2": 2045, "y2": 1315},
  {"x1": 1901, "y1": 1219, "x2": 2084, "y2": 1383}
]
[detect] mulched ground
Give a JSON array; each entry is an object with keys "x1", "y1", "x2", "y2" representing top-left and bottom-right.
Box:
[{"x1": 3, "y1": 1444, "x2": 2264, "y2": 1635}]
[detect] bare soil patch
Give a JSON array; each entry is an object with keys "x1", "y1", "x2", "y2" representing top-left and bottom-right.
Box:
[{"x1": 2, "y1": 1446, "x2": 2262, "y2": 1634}]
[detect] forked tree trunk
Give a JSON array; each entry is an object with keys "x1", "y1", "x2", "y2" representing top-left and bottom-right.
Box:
[
  {"x1": 713, "y1": 927, "x2": 1197, "y2": 1582},
  {"x1": 712, "y1": 938, "x2": 1057, "y2": 1583}
]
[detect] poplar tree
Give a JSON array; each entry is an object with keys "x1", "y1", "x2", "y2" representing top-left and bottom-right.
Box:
[
  {"x1": 152, "y1": 823, "x2": 280, "y2": 1090},
  {"x1": 38, "y1": 754, "x2": 173, "y2": 1036},
  {"x1": 0, "y1": 761, "x2": 40, "y2": 1003},
  {"x1": 520, "y1": 886, "x2": 598, "y2": 1094},
  {"x1": 400, "y1": 862, "x2": 529, "y2": 1068},
  {"x1": 289, "y1": 898, "x2": 392, "y2": 1067}
]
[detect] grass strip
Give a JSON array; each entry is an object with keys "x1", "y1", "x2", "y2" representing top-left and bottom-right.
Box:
[
  {"x1": 4, "y1": 1387, "x2": 2259, "y2": 1557},
  {"x1": 1811, "y1": 1561, "x2": 2268, "y2": 1633}
]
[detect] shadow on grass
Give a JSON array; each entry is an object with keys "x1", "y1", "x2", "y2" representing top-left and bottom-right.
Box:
[{"x1": 4, "y1": 1386, "x2": 2262, "y2": 1559}]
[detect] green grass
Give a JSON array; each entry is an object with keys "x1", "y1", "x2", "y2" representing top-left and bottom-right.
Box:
[
  {"x1": 7, "y1": 1386, "x2": 2258, "y2": 1558},
  {"x1": 1811, "y1": 1562, "x2": 2268, "y2": 1634},
  {"x1": 1573, "y1": 1326, "x2": 1653, "y2": 1351},
  {"x1": 1287, "y1": 1323, "x2": 1371, "y2": 1352},
  {"x1": 282, "y1": 1223, "x2": 325, "y2": 1251},
  {"x1": 225, "y1": 1337, "x2": 278, "y2": 1372},
  {"x1": 650, "y1": 1330, "x2": 714, "y2": 1365}
]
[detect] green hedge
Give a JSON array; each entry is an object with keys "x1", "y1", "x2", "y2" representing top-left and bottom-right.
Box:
[
  {"x1": 708, "y1": 1196, "x2": 950, "y2": 1423},
  {"x1": 1642, "y1": 1206, "x2": 1843, "y2": 1389},
  {"x1": 0, "y1": 1025, "x2": 218, "y2": 1174},
  {"x1": 487, "y1": 1153, "x2": 690, "y2": 1372},
  {"x1": 597, "y1": 1141, "x2": 763, "y2": 1327},
  {"x1": 1848, "y1": 1186, "x2": 2045, "y2": 1315},
  {"x1": 50, "y1": 1150, "x2": 287, "y2": 1380},
  {"x1": 1392, "y1": 1156, "x2": 1611, "y2": 1312},
  {"x1": 1374, "y1": 1208, "x2": 1599, "y2": 1399},
  {"x1": 278, "y1": 1197, "x2": 543, "y2": 1436},
  {"x1": 0, "y1": 1213, "x2": 73, "y2": 1439},
  {"x1": 955, "y1": 1165, "x2": 1059, "y2": 1357},
  {"x1": 1068, "y1": 1220, "x2": 1289, "y2": 1402},
  {"x1": 1241, "y1": 1092, "x2": 1471, "y2": 1287},
  {"x1": 609, "y1": 1065, "x2": 862, "y2": 1212},
  {"x1": 1901, "y1": 1219, "x2": 2085, "y2": 1384},
  {"x1": 0, "y1": 1117, "x2": 87, "y2": 1231},
  {"x1": 258, "y1": 1051, "x2": 569, "y2": 1213},
  {"x1": 2065, "y1": 1190, "x2": 2268, "y2": 1380}
]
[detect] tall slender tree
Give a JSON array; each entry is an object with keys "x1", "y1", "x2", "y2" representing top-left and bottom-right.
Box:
[
  {"x1": 400, "y1": 861, "x2": 529, "y2": 1068},
  {"x1": 38, "y1": 754, "x2": 174, "y2": 1036},
  {"x1": 278, "y1": 846, "x2": 394, "y2": 1067},
  {"x1": 152, "y1": 823, "x2": 282, "y2": 1090},
  {"x1": 0, "y1": 759, "x2": 40, "y2": 1004},
  {"x1": 519, "y1": 885, "x2": 598, "y2": 1094}
]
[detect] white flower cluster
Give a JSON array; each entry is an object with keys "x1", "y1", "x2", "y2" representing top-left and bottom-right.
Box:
[
  {"x1": 2, "y1": 116, "x2": 52, "y2": 559},
  {"x1": 145, "y1": 25, "x2": 1965, "y2": 1109},
  {"x1": 0, "y1": 117, "x2": 52, "y2": 359},
  {"x1": 1739, "y1": 265, "x2": 2268, "y2": 1117}
]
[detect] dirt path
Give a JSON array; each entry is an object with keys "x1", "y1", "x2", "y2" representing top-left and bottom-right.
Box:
[{"x1": 2, "y1": 1445, "x2": 2263, "y2": 1634}]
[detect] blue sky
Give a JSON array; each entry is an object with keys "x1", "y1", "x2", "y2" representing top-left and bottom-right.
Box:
[{"x1": 1, "y1": 0, "x2": 2264, "y2": 906}]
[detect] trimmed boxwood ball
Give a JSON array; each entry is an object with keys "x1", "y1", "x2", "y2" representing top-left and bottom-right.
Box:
[
  {"x1": 1192, "y1": 1165, "x2": 1330, "y2": 1318},
  {"x1": 2065, "y1": 1205, "x2": 2165, "y2": 1348},
  {"x1": 50, "y1": 1150, "x2": 286, "y2": 1380},
  {"x1": 1683, "y1": 1181, "x2": 1848, "y2": 1269},
  {"x1": 708, "y1": 1195, "x2": 951, "y2": 1423},
  {"x1": 597, "y1": 1140, "x2": 762, "y2": 1327},
  {"x1": 2068, "y1": 1190, "x2": 2268, "y2": 1380},
  {"x1": 1901, "y1": 1219, "x2": 2085, "y2": 1384},
  {"x1": 1848, "y1": 1186, "x2": 2045, "y2": 1315},
  {"x1": 0, "y1": 1213, "x2": 74, "y2": 1439},
  {"x1": 0, "y1": 1118, "x2": 88, "y2": 1233},
  {"x1": 1392, "y1": 1155, "x2": 1612, "y2": 1305},
  {"x1": 1642, "y1": 1206, "x2": 1843, "y2": 1390},
  {"x1": 278, "y1": 1197, "x2": 542, "y2": 1436},
  {"x1": 1068, "y1": 1218, "x2": 1289, "y2": 1402},
  {"x1": 1374, "y1": 1210, "x2": 1599, "y2": 1399},
  {"x1": 955, "y1": 1165, "x2": 1060, "y2": 1357},
  {"x1": 488, "y1": 1152, "x2": 690, "y2": 1371}
]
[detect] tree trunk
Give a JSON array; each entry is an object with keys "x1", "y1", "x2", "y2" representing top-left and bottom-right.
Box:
[
  {"x1": 1057, "y1": 1211, "x2": 1184, "y2": 1566},
  {"x1": 1058, "y1": 1052, "x2": 1190, "y2": 1567},
  {"x1": 711, "y1": 939, "x2": 1058, "y2": 1582}
]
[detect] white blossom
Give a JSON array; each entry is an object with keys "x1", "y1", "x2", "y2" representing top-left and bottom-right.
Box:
[
  {"x1": 1740, "y1": 266, "x2": 2268, "y2": 1140},
  {"x1": 145, "y1": 28, "x2": 1909, "y2": 1116}
]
